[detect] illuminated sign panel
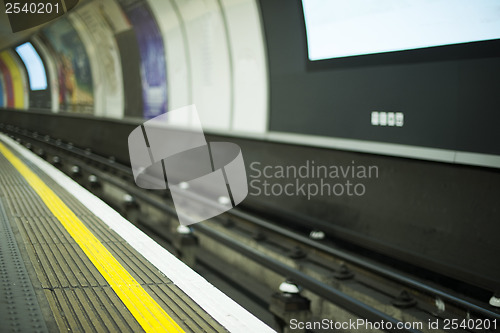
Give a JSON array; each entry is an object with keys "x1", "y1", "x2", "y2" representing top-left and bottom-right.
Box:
[
  {"x1": 15, "y1": 42, "x2": 48, "y2": 91},
  {"x1": 302, "y1": 0, "x2": 500, "y2": 61}
]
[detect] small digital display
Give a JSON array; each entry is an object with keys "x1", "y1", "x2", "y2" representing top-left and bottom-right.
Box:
[
  {"x1": 302, "y1": 0, "x2": 500, "y2": 61},
  {"x1": 15, "y1": 42, "x2": 48, "y2": 90}
]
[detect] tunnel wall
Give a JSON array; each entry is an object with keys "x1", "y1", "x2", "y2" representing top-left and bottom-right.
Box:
[
  {"x1": 0, "y1": 0, "x2": 268, "y2": 133},
  {"x1": 1, "y1": 0, "x2": 498, "y2": 168},
  {"x1": 32, "y1": 36, "x2": 59, "y2": 112}
]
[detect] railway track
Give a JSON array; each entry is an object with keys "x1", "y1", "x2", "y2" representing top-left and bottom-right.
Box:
[{"x1": 2, "y1": 123, "x2": 499, "y2": 332}]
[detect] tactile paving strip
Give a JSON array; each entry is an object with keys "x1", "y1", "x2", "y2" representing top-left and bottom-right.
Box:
[
  {"x1": 0, "y1": 140, "x2": 227, "y2": 332},
  {"x1": 0, "y1": 199, "x2": 48, "y2": 333}
]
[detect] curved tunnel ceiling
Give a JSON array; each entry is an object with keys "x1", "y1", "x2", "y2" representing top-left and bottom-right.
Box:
[{"x1": 0, "y1": 0, "x2": 88, "y2": 51}]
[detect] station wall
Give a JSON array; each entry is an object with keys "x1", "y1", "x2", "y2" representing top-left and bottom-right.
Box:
[
  {"x1": 0, "y1": 0, "x2": 498, "y2": 168},
  {"x1": 0, "y1": 0, "x2": 268, "y2": 134},
  {"x1": 259, "y1": 0, "x2": 500, "y2": 162}
]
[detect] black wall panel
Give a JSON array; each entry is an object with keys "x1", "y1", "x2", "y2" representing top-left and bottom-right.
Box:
[
  {"x1": 116, "y1": 29, "x2": 143, "y2": 119},
  {"x1": 13, "y1": 48, "x2": 52, "y2": 110},
  {"x1": 258, "y1": 0, "x2": 500, "y2": 155}
]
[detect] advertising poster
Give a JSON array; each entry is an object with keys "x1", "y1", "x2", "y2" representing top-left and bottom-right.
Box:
[
  {"x1": 0, "y1": 51, "x2": 25, "y2": 109},
  {"x1": 41, "y1": 18, "x2": 94, "y2": 113},
  {"x1": 15, "y1": 42, "x2": 53, "y2": 110},
  {"x1": 0, "y1": 58, "x2": 13, "y2": 107},
  {"x1": 118, "y1": 0, "x2": 167, "y2": 118},
  {"x1": 0, "y1": 72, "x2": 4, "y2": 107}
]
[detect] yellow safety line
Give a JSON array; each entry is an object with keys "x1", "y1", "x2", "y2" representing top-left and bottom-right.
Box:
[{"x1": 0, "y1": 142, "x2": 185, "y2": 333}]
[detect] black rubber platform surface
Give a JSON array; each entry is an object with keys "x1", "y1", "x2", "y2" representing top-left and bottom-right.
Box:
[{"x1": 0, "y1": 199, "x2": 48, "y2": 333}]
